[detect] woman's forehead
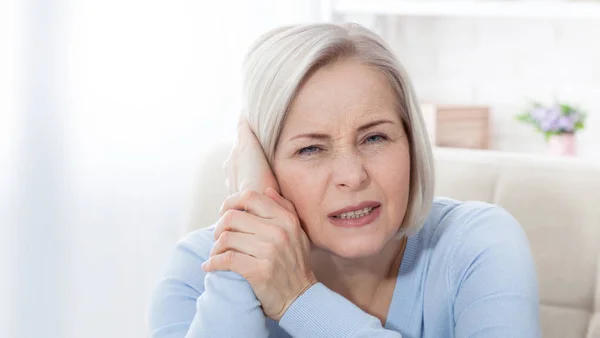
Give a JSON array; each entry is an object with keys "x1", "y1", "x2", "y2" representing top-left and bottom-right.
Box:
[
  {"x1": 282, "y1": 62, "x2": 400, "y2": 137},
  {"x1": 290, "y1": 62, "x2": 396, "y2": 115}
]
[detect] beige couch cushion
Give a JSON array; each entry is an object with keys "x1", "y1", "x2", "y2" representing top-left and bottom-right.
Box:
[
  {"x1": 540, "y1": 305, "x2": 591, "y2": 338},
  {"x1": 589, "y1": 313, "x2": 600, "y2": 338},
  {"x1": 495, "y1": 168, "x2": 599, "y2": 311},
  {"x1": 434, "y1": 147, "x2": 600, "y2": 338}
]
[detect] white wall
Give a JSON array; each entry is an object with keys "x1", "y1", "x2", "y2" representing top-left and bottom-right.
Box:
[
  {"x1": 63, "y1": 2, "x2": 322, "y2": 337},
  {"x1": 386, "y1": 16, "x2": 600, "y2": 159},
  {"x1": 0, "y1": 1, "x2": 18, "y2": 336},
  {"x1": 3, "y1": 1, "x2": 323, "y2": 338}
]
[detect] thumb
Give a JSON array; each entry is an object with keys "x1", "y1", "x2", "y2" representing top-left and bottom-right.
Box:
[{"x1": 264, "y1": 187, "x2": 296, "y2": 214}]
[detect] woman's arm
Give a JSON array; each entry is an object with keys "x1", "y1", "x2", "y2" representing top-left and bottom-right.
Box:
[
  {"x1": 148, "y1": 227, "x2": 269, "y2": 338},
  {"x1": 450, "y1": 206, "x2": 541, "y2": 337},
  {"x1": 205, "y1": 189, "x2": 403, "y2": 337},
  {"x1": 279, "y1": 283, "x2": 402, "y2": 338}
]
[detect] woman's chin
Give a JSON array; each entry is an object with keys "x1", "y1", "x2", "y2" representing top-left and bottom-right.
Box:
[{"x1": 318, "y1": 235, "x2": 388, "y2": 259}]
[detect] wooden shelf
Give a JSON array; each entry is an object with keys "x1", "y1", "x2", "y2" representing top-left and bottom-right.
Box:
[{"x1": 332, "y1": 0, "x2": 600, "y2": 19}]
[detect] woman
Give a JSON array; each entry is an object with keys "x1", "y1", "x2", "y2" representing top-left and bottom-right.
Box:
[{"x1": 149, "y1": 23, "x2": 540, "y2": 337}]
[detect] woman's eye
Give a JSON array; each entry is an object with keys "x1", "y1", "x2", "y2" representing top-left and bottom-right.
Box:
[
  {"x1": 365, "y1": 133, "x2": 388, "y2": 144},
  {"x1": 297, "y1": 145, "x2": 322, "y2": 156}
]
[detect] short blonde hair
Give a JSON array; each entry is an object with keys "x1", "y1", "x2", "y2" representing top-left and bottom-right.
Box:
[{"x1": 241, "y1": 22, "x2": 434, "y2": 235}]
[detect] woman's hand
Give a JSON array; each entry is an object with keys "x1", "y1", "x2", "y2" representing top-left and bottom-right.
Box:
[
  {"x1": 203, "y1": 187, "x2": 317, "y2": 321},
  {"x1": 223, "y1": 116, "x2": 280, "y2": 194}
]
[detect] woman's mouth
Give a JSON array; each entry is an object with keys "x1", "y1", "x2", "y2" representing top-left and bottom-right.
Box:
[
  {"x1": 332, "y1": 206, "x2": 377, "y2": 219},
  {"x1": 329, "y1": 205, "x2": 381, "y2": 228}
]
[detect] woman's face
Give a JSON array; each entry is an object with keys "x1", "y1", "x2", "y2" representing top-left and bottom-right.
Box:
[{"x1": 273, "y1": 59, "x2": 411, "y2": 259}]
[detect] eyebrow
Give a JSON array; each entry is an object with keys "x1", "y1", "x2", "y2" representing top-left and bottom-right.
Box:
[{"x1": 289, "y1": 119, "x2": 396, "y2": 141}]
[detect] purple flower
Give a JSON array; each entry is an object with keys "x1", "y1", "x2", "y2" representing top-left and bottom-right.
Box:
[
  {"x1": 557, "y1": 115, "x2": 575, "y2": 132},
  {"x1": 548, "y1": 106, "x2": 562, "y2": 119},
  {"x1": 540, "y1": 117, "x2": 558, "y2": 132},
  {"x1": 520, "y1": 101, "x2": 585, "y2": 136},
  {"x1": 530, "y1": 107, "x2": 547, "y2": 122},
  {"x1": 538, "y1": 107, "x2": 561, "y2": 132}
]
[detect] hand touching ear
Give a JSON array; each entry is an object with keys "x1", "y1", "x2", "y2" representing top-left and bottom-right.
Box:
[
  {"x1": 206, "y1": 187, "x2": 316, "y2": 321},
  {"x1": 223, "y1": 116, "x2": 280, "y2": 195},
  {"x1": 216, "y1": 117, "x2": 316, "y2": 320}
]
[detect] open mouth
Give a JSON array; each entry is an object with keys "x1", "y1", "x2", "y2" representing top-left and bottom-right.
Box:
[{"x1": 332, "y1": 205, "x2": 380, "y2": 219}]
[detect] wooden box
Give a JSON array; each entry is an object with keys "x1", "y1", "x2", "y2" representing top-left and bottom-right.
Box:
[{"x1": 420, "y1": 104, "x2": 490, "y2": 150}]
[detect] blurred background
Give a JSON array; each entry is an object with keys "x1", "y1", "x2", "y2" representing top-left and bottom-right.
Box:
[{"x1": 1, "y1": 0, "x2": 598, "y2": 337}]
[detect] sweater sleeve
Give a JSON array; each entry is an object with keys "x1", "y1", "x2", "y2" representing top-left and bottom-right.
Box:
[
  {"x1": 279, "y1": 282, "x2": 402, "y2": 338},
  {"x1": 148, "y1": 227, "x2": 269, "y2": 338},
  {"x1": 450, "y1": 206, "x2": 541, "y2": 338}
]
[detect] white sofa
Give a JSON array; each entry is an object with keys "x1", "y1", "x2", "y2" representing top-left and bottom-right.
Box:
[{"x1": 188, "y1": 143, "x2": 600, "y2": 338}]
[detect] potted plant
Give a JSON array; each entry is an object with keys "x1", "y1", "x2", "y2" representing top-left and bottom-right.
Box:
[{"x1": 516, "y1": 101, "x2": 586, "y2": 156}]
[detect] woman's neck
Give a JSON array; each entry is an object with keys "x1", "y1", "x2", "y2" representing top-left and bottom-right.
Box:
[{"x1": 311, "y1": 236, "x2": 407, "y2": 304}]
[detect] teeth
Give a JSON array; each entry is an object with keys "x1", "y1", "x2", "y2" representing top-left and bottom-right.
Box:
[{"x1": 335, "y1": 207, "x2": 375, "y2": 219}]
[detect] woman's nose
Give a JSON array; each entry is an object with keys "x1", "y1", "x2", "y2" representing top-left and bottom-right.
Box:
[{"x1": 330, "y1": 151, "x2": 368, "y2": 190}]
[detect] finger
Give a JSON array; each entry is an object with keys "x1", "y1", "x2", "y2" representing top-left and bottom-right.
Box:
[
  {"x1": 214, "y1": 208, "x2": 259, "y2": 239},
  {"x1": 219, "y1": 190, "x2": 285, "y2": 220},
  {"x1": 202, "y1": 250, "x2": 256, "y2": 277},
  {"x1": 214, "y1": 207, "x2": 282, "y2": 241},
  {"x1": 264, "y1": 187, "x2": 296, "y2": 215},
  {"x1": 210, "y1": 231, "x2": 264, "y2": 258}
]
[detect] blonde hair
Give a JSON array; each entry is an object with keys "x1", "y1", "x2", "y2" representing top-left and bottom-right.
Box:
[{"x1": 241, "y1": 22, "x2": 434, "y2": 235}]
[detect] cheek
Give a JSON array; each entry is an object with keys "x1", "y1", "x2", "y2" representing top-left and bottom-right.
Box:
[
  {"x1": 370, "y1": 153, "x2": 410, "y2": 187},
  {"x1": 275, "y1": 162, "x2": 323, "y2": 211},
  {"x1": 366, "y1": 146, "x2": 411, "y2": 208}
]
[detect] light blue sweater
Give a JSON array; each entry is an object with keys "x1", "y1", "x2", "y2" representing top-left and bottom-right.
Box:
[{"x1": 149, "y1": 198, "x2": 540, "y2": 338}]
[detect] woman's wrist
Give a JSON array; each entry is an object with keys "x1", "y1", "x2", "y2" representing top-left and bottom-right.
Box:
[{"x1": 275, "y1": 274, "x2": 319, "y2": 321}]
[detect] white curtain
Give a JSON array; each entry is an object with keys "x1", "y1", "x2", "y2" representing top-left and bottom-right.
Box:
[{"x1": 1, "y1": 1, "x2": 322, "y2": 337}]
